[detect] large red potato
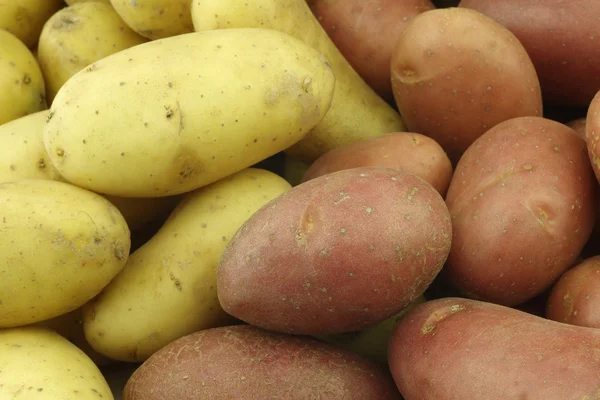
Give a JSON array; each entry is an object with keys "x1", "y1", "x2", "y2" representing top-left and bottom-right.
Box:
[
  {"x1": 309, "y1": 0, "x2": 434, "y2": 101},
  {"x1": 459, "y1": 0, "x2": 600, "y2": 108},
  {"x1": 391, "y1": 8, "x2": 542, "y2": 162},
  {"x1": 445, "y1": 117, "x2": 597, "y2": 306},
  {"x1": 123, "y1": 325, "x2": 402, "y2": 400},
  {"x1": 586, "y1": 91, "x2": 600, "y2": 182},
  {"x1": 302, "y1": 133, "x2": 453, "y2": 196},
  {"x1": 218, "y1": 167, "x2": 452, "y2": 335},
  {"x1": 388, "y1": 297, "x2": 600, "y2": 399}
]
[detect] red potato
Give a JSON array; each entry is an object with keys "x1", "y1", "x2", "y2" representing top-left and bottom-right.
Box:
[
  {"x1": 301, "y1": 132, "x2": 453, "y2": 196},
  {"x1": 391, "y1": 8, "x2": 542, "y2": 162},
  {"x1": 547, "y1": 256, "x2": 600, "y2": 328},
  {"x1": 445, "y1": 117, "x2": 597, "y2": 306},
  {"x1": 388, "y1": 297, "x2": 600, "y2": 399},
  {"x1": 586, "y1": 91, "x2": 600, "y2": 182},
  {"x1": 459, "y1": 0, "x2": 600, "y2": 108},
  {"x1": 218, "y1": 167, "x2": 452, "y2": 335},
  {"x1": 123, "y1": 325, "x2": 402, "y2": 400},
  {"x1": 308, "y1": 0, "x2": 434, "y2": 101}
]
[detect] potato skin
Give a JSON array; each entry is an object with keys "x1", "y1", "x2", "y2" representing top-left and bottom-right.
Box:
[
  {"x1": 391, "y1": 8, "x2": 542, "y2": 162},
  {"x1": 0, "y1": 0, "x2": 63, "y2": 48},
  {"x1": 123, "y1": 325, "x2": 401, "y2": 400},
  {"x1": 308, "y1": 0, "x2": 434, "y2": 101},
  {"x1": 389, "y1": 297, "x2": 600, "y2": 399},
  {"x1": 459, "y1": 0, "x2": 600, "y2": 108},
  {"x1": 302, "y1": 132, "x2": 453, "y2": 196},
  {"x1": 586, "y1": 91, "x2": 600, "y2": 183},
  {"x1": 445, "y1": 117, "x2": 597, "y2": 306},
  {"x1": 546, "y1": 256, "x2": 600, "y2": 328},
  {"x1": 218, "y1": 167, "x2": 452, "y2": 335}
]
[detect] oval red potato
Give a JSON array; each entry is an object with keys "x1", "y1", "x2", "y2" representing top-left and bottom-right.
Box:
[
  {"x1": 391, "y1": 8, "x2": 542, "y2": 162},
  {"x1": 445, "y1": 116, "x2": 597, "y2": 306},
  {"x1": 388, "y1": 297, "x2": 600, "y2": 399},
  {"x1": 218, "y1": 167, "x2": 452, "y2": 335},
  {"x1": 124, "y1": 325, "x2": 401, "y2": 400},
  {"x1": 586, "y1": 91, "x2": 600, "y2": 182}
]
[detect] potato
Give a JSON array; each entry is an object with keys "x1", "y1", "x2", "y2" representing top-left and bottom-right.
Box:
[
  {"x1": 123, "y1": 325, "x2": 402, "y2": 400},
  {"x1": 546, "y1": 256, "x2": 600, "y2": 328},
  {"x1": 0, "y1": 29, "x2": 46, "y2": 126},
  {"x1": 191, "y1": 0, "x2": 405, "y2": 163},
  {"x1": 302, "y1": 133, "x2": 453, "y2": 196},
  {"x1": 586, "y1": 91, "x2": 600, "y2": 182},
  {"x1": 0, "y1": 179, "x2": 131, "y2": 328},
  {"x1": 0, "y1": 326, "x2": 113, "y2": 399},
  {"x1": 38, "y1": 2, "x2": 147, "y2": 104},
  {"x1": 459, "y1": 0, "x2": 600, "y2": 108},
  {"x1": 43, "y1": 28, "x2": 335, "y2": 198},
  {"x1": 391, "y1": 8, "x2": 542, "y2": 162},
  {"x1": 308, "y1": 0, "x2": 434, "y2": 101},
  {"x1": 218, "y1": 167, "x2": 452, "y2": 335},
  {"x1": 0, "y1": 0, "x2": 63, "y2": 48},
  {"x1": 83, "y1": 169, "x2": 291, "y2": 362},
  {"x1": 110, "y1": 0, "x2": 193, "y2": 40},
  {"x1": 445, "y1": 117, "x2": 597, "y2": 306},
  {"x1": 388, "y1": 297, "x2": 600, "y2": 398}
]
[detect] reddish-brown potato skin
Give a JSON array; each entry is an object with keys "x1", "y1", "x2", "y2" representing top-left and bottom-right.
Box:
[
  {"x1": 301, "y1": 133, "x2": 453, "y2": 196},
  {"x1": 586, "y1": 91, "x2": 600, "y2": 183},
  {"x1": 218, "y1": 167, "x2": 452, "y2": 335},
  {"x1": 445, "y1": 117, "x2": 597, "y2": 306},
  {"x1": 308, "y1": 0, "x2": 434, "y2": 102},
  {"x1": 388, "y1": 297, "x2": 600, "y2": 399},
  {"x1": 391, "y1": 8, "x2": 542, "y2": 162},
  {"x1": 547, "y1": 256, "x2": 600, "y2": 328},
  {"x1": 123, "y1": 325, "x2": 402, "y2": 400},
  {"x1": 459, "y1": 0, "x2": 600, "y2": 107}
]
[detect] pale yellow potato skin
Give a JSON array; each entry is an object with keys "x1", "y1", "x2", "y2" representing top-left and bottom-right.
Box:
[
  {"x1": 191, "y1": 0, "x2": 405, "y2": 163},
  {"x1": 110, "y1": 0, "x2": 193, "y2": 40},
  {"x1": 0, "y1": 326, "x2": 113, "y2": 399},
  {"x1": 0, "y1": 29, "x2": 46, "y2": 126},
  {"x1": 0, "y1": 179, "x2": 131, "y2": 328},
  {"x1": 38, "y1": 2, "x2": 147, "y2": 104},
  {"x1": 83, "y1": 168, "x2": 291, "y2": 362},
  {"x1": 0, "y1": 0, "x2": 63, "y2": 48},
  {"x1": 44, "y1": 28, "x2": 335, "y2": 198}
]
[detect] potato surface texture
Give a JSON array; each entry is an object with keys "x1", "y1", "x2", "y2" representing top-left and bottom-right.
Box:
[
  {"x1": 0, "y1": 0, "x2": 63, "y2": 48},
  {"x1": 586, "y1": 91, "x2": 600, "y2": 183},
  {"x1": 123, "y1": 325, "x2": 402, "y2": 400},
  {"x1": 389, "y1": 297, "x2": 600, "y2": 399},
  {"x1": 218, "y1": 167, "x2": 452, "y2": 335},
  {"x1": 191, "y1": 0, "x2": 405, "y2": 163},
  {"x1": 445, "y1": 117, "x2": 597, "y2": 306},
  {"x1": 391, "y1": 8, "x2": 542, "y2": 161},
  {"x1": 83, "y1": 169, "x2": 291, "y2": 362},
  {"x1": 43, "y1": 28, "x2": 335, "y2": 198},
  {"x1": 0, "y1": 179, "x2": 131, "y2": 328}
]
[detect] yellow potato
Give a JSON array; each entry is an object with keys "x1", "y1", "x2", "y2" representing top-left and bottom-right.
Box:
[
  {"x1": 0, "y1": 326, "x2": 113, "y2": 399},
  {"x1": 44, "y1": 28, "x2": 335, "y2": 198},
  {"x1": 0, "y1": 29, "x2": 46, "y2": 125},
  {"x1": 83, "y1": 168, "x2": 291, "y2": 362},
  {"x1": 38, "y1": 2, "x2": 147, "y2": 104},
  {"x1": 110, "y1": 0, "x2": 193, "y2": 40},
  {"x1": 191, "y1": 0, "x2": 405, "y2": 163},
  {"x1": 0, "y1": 179, "x2": 131, "y2": 328},
  {"x1": 0, "y1": 0, "x2": 63, "y2": 48}
]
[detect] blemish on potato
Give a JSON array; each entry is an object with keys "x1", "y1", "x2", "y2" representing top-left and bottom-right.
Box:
[{"x1": 365, "y1": 206, "x2": 373, "y2": 214}]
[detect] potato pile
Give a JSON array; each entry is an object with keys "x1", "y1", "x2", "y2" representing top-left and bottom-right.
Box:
[{"x1": 1, "y1": 0, "x2": 600, "y2": 399}]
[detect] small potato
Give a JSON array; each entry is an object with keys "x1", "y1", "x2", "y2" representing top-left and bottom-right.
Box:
[
  {"x1": 0, "y1": 0, "x2": 63, "y2": 48},
  {"x1": 445, "y1": 117, "x2": 597, "y2": 306},
  {"x1": 0, "y1": 326, "x2": 113, "y2": 399},
  {"x1": 123, "y1": 325, "x2": 402, "y2": 400},
  {"x1": 38, "y1": 2, "x2": 147, "y2": 104},
  {"x1": 0, "y1": 29, "x2": 46, "y2": 125},
  {"x1": 546, "y1": 256, "x2": 600, "y2": 328},
  {"x1": 110, "y1": 0, "x2": 193, "y2": 40},
  {"x1": 218, "y1": 167, "x2": 452, "y2": 335},
  {"x1": 302, "y1": 132, "x2": 453, "y2": 196},
  {"x1": 391, "y1": 8, "x2": 542, "y2": 162}
]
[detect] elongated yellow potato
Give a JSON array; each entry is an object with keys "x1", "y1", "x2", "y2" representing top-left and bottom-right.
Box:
[
  {"x1": 0, "y1": 0, "x2": 63, "y2": 48},
  {"x1": 43, "y1": 28, "x2": 335, "y2": 198},
  {"x1": 83, "y1": 168, "x2": 291, "y2": 362},
  {"x1": 191, "y1": 0, "x2": 405, "y2": 163}
]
